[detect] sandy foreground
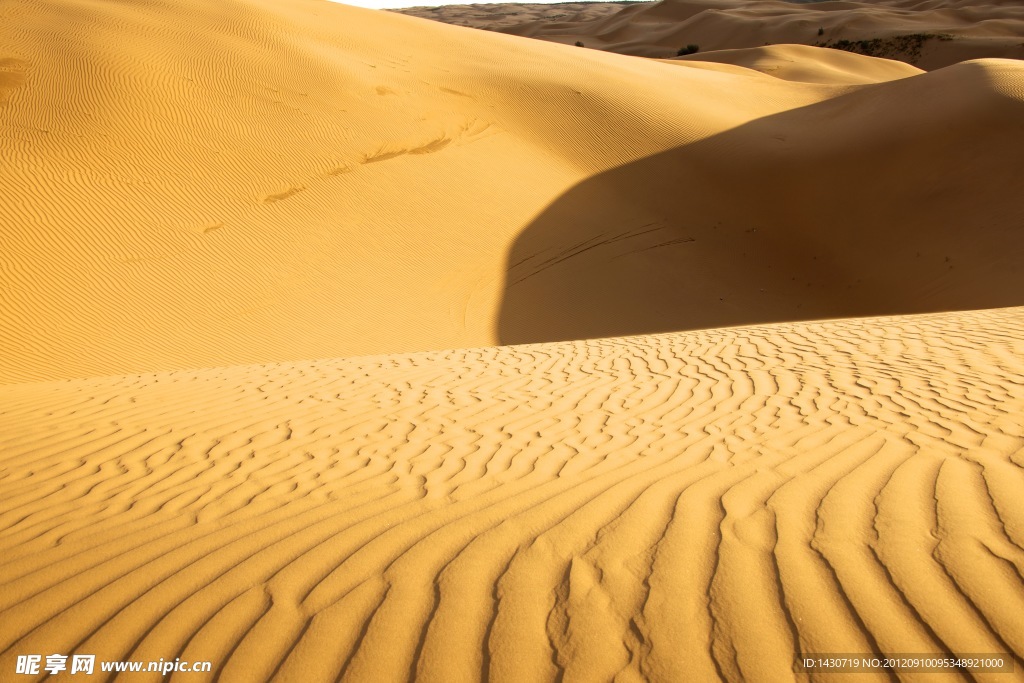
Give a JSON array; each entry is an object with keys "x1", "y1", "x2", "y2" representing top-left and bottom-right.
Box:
[
  {"x1": 1, "y1": 0, "x2": 1024, "y2": 679},
  {"x1": 3, "y1": 308, "x2": 1024, "y2": 681}
]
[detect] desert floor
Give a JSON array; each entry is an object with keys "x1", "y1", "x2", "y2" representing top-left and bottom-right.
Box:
[{"x1": 1, "y1": 0, "x2": 1023, "y2": 680}]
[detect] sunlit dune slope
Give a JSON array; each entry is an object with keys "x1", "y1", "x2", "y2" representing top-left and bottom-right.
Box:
[
  {"x1": 2, "y1": 307, "x2": 1023, "y2": 681},
  {"x1": 502, "y1": 0, "x2": 1024, "y2": 68},
  {"x1": 670, "y1": 43, "x2": 925, "y2": 84},
  {"x1": 1, "y1": 0, "x2": 1023, "y2": 384}
]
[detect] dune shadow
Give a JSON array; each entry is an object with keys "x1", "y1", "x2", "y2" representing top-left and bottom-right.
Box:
[{"x1": 497, "y1": 67, "x2": 1024, "y2": 345}]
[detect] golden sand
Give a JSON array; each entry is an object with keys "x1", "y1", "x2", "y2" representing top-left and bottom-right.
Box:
[{"x1": 3, "y1": 308, "x2": 1024, "y2": 680}]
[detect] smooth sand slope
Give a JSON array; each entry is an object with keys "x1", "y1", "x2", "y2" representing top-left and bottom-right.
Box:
[
  {"x1": 669, "y1": 43, "x2": 926, "y2": 84},
  {"x1": 2, "y1": 0, "x2": 1024, "y2": 383},
  {"x1": 2, "y1": 307, "x2": 1024, "y2": 681},
  {"x1": 497, "y1": 0, "x2": 1024, "y2": 68}
]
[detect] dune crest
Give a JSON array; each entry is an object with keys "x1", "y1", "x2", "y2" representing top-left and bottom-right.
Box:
[{"x1": 668, "y1": 43, "x2": 925, "y2": 84}]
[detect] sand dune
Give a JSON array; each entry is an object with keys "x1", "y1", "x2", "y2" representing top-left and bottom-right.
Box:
[
  {"x1": 476, "y1": 0, "x2": 1024, "y2": 69},
  {"x1": 669, "y1": 43, "x2": 925, "y2": 84},
  {"x1": 391, "y1": 1, "x2": 642, "y2": 31},
  {"x1": 1, "y1": 0, "x2": 1023, "y2": 384},
  {"x1": 2, "y1": 307, "x2": 1023, "y2": 680},
  {"x1": 498, "y1": 56, "x2": 1024, "y2": 345}
]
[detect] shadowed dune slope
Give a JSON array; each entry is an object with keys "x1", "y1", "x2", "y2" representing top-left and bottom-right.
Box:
[
  {"x1": 2, "y1": 307, "x2": 1024, "y2": 681},
  {"x1": 499, "y1": 57, "x2": 1024, "y2": 346},
  {"x1": 500, "y1": 0, "x2": 1024, "y2": 68},
  {"x1": 2, "y1": 0, "x2": 1023, "y2": 383}
]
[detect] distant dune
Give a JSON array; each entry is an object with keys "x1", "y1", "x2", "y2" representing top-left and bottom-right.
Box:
[
  {"x1": 665, "y1": 43, "x2": 925, "y2": 84},
  {"x1": 3, "y1": 307, "x2": 1023, "y2": 680},
  {"x1": 2, "y1": 0, "x2": 1024, "y2": 679},
  {"x1": 399, "y1": 0, "x2": 1024, "y2": 69},
  {"x1": 392, "y1": 1, "x2": 644, "y2": 30},
  {"x1": 1, "y1": 0, "x2": 1023, "y2": 383}
]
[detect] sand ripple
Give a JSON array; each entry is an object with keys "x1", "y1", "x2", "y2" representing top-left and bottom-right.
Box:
[{"x1": 2, "y1": 307, "x2": 1022, "y2": 681}]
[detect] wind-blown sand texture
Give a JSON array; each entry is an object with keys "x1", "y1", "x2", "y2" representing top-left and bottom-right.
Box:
[
  {"x1": 2, "y1": 0, "x2": 1024, "y2": 680},
  {"x1": 3, "y1": 307, "x2": 1024, "y2": 681},
  {"x1": 404, "y1": 0, "x2": 1024, "y2": 69}
]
